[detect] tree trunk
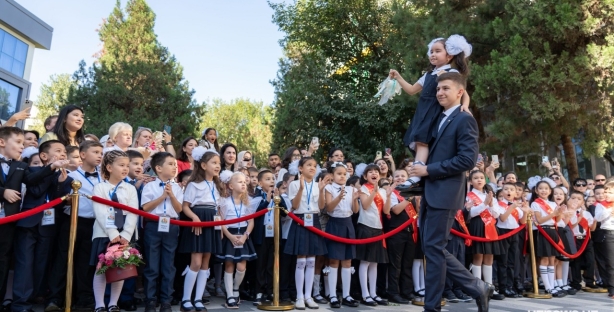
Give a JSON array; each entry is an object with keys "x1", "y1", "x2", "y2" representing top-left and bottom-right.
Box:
[{"x1": 561, "y1": 135, "x2": 579, "y2": 181}]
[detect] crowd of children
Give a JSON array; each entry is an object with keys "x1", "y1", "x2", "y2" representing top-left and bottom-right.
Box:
[{"x1": 0, "y1": 33, "x2": 613, "y2": 312}]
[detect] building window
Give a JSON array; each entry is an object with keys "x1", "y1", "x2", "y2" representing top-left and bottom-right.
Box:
[
  {"x1": 0, "y1": 29, "x2": 28, "y2": 78},
  {"x1": 0, "y1": 79, "x2": 20, "y2": 121}
]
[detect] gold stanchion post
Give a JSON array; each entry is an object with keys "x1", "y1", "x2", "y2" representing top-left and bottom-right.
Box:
[
  {"x1": 411, "y1": 257, "x2": 446, "y2": 306},
  {"x1": 258, "y1": 196, "x2": 294, "y2": 311},
  {"x1": 65, "y1": 180, "x2": 82, "y2": 311},
  {"x1": 524, "y1": 212, "x2": 551, "y2": 299}
]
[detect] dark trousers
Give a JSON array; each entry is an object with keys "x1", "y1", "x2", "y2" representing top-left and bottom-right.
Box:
[
  {"x1": 0, "y1": 223, "x2": 16, "y2": 302},
  {"x1": 257, "y1": 238, "x2": 275, "y2": 295},
  {"x1": 593, "y1": 230, "x2": 609, "y2": 288},
  {"x1": 419, "y1": 205, "x2": 483, "y2": 312},
  {"x1": 12, "y1": 226, "x2": 53, "y2": 311},
  {"x1": 496, "y1": 229, "x2": 519, "y2": 290},
  {"x1": 47, "y1": 217, "x2": 95, "y2": 305},
  {"x1": 143, "y1": 222, "x2": 179, "y2": 303},
  {"x1": 443, "y1": 234, "x2": 465, "y2": 297},
  {"x1": 570, "y1": 237, "x2": 595, "y2": 289},
  {"x1": 279, "y1": 239, "x2": 294, "y2": 299},
  {"x1": 515, "y1": 228, "x2": 527, "y2": 285},
  {"x1": 602, "y1": 231, "x2": 614, "y2": 294},
  {"x1": 386, "y1": 230, "x2": 415, "y2": 297}
]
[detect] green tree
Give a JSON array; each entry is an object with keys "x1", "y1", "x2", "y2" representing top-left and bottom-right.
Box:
[
  {"x1": 31, "y1": 73, "x2": 75, "y2": 134},
  {"x1": 200, "y1": 98, "x2": 274, "y2": 168},
  {"x1": 69, "y1": 0, "x2": 202, "y2": 141}
]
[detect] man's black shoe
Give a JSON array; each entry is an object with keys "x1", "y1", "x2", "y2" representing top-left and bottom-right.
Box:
[
  {"x1": 476, "y1": 282, "x2": 495, "y2": 312},
  {"x1": 118, "y1": 300, "x2": 137, "y2": 311},
  {"x1": 387, "y1": 294, "x2": 409, "y2": 304}
]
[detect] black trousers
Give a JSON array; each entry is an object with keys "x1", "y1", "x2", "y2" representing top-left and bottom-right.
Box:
[
  {"x1": 419, "y1": 205, "x2": 484, "y2": 312},
  {"x1": 602, "y1": 231, "x2": 614, "y2": 294},
  {"x1": 279, "y1": 239, "x2": 294, "y2": 299},
  {"x1": 496, "y1": 229, "x2": 519, "y2": 290},
  {"x1": 514, "y1": 227, "x2": 527, "y2": 285},
  {"x1": 570, "y1": 237, "x2": 595, "y2": 289},
  {"x1": 257, "y1": 238, "x2": 275, "y2": 295},
  {"x1": 47, "y1": 217, "x2": 95, "y2": 305},
  {"x1": 386, "y1": 230, "x2": 415, "y2": 297},
  {"x1": 0, "y1": 223, "x2": 16, "y2": 302},
  {"x1": 444, "y1": 234, "x2": 466, "y2": 296}
]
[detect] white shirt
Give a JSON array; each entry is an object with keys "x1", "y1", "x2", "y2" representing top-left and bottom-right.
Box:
[
  {"x1": 184, "y1": 180, "x2": 220, "y2": 207},
  {"x1": 92, "y1": 180, "x2": 139, "y2": 241},
  {"x1": 531, "y1": 199, "x2": 557, "y2": 229},
  {"x1": 281, "y1": 194, "x2": 292, "y2": 239},
  {"x1": 571, "y1": 210, "x2": 594, "y2": 236},
  {"x1": 468, "y1": 189, "x2": 502, "y2": 219},
  {"x1": 140, "y1": 178, "x2": 183, "y2": 218},
  {"x1": 68, "y1": 167, "x2": 102, "y2": 218},
  {"x1": 324, "y1": 183, "x2": 355, "y2": 218},
  {"x1": 496, "y1": 201, "x2": 523, "y2": 230},
  {"x1": 438, "y1": 105, "x2": 461, "y2": 132},
  {"x1": 219, "y1": 197, "x2": 251, "y2": 229},
  {"x1": 594, "y1": 203, "x2": 614, "y2": 231},
  {"x1": 357, "y1": 185, "x2": 388, "y2": 229},
  {"x1": 288, "y1": 179, "x2": 320, "y2": 214},
  {"x1": 0, "y1": 153, "x2": 10, "y2": 175},
  {"x1": 276, "y1": 168, "x2": 288, "y2": 184},
  {"x1": 415, "y1": 64, "x2": 459, "y2": 86}
]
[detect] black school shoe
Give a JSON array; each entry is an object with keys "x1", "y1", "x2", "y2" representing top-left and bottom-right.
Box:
[
  {"x1": 342, "y1": 296, "x2": 359, "y2": 307},
  {"x1": 360, "y1": 297, "x2": 377, "y2": 307},
  {"x1": 329, "y1": 297, "x2": 341, "y2": 308}
]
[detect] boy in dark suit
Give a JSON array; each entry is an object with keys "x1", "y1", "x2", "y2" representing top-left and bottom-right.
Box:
[
  {"x1": 12, "y1": 140, "x2": 70, "y2": 312},
  {"x1": 0, "y1": 128, "x2": 67, "y2": 310}
]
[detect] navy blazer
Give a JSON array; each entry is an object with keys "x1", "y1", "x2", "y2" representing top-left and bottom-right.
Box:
[
  {"x1": 16, "y1": 168, "x2": 72, "y2": 235},
  {"x1": 424, "y1": 108, "x2": 479, "y2": 210},
  {"x1": 0, "y1": 162, "x2": 57, "y2": 216},
  {"x1": 251, "y1": 187, "x2": 288, "y2": 245}
]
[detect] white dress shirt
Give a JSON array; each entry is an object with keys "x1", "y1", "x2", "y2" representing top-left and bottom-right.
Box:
[{"x1": 140, "y1": 178, "x2": 183, "y2": 218}]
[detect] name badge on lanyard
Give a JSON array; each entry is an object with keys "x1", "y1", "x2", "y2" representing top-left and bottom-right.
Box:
[
  {"x1": 42, "y1": 195, "x2": 54, "y2": 226},
  {"x1": 265, "y1": 200, "x2": 275, "y2": 237},
  {"x1": 304, "y1": 213, "x2": 314, "y2": 227},
  {"x1": 158, "y1": 216, "x2": 170, "y2": 232},
  {"x1": 234, "y1": 235, "x2": 244, "y2": 249},
  {"x1": 207, "y1": 181, "x2": 222, "y2": 230},
  {"x1": 0, "y1": 203, "x2": 5, "y2": 218},
  {"x1": 106, "y1": 207, "x2": 117, "y2": 229}
]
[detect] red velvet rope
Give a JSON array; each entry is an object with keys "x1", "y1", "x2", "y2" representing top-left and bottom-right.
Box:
[
  {"x1": 287, "y1": 212, "x2": 416, "y2": 245},
  {"x1": 90, "y1": 196, "x2": 269, "y2": 227},
  {"x1": 535, "y1": 225, "x2": 590, "y2": 259},
  {"x1": 450, "y1": 224, "x2": 526, "y2": 242},
  {"x1": 0, "y1": 197, "x2": 66, "y2": 225}
]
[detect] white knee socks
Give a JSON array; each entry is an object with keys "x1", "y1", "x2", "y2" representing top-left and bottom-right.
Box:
[
  {"x1": 547, "y1": 266, "x2": 555, "y2": 291},
  {"x1": 305, "y1": 257, "x2": 316, "y2": 299},
  {"x1": 195, "y1": 269, "x2": 210, "y2": 306},
  {"x1": 233, "y1": 269, "x2": 245, "y2": 297},
  {"x1": 359, "y1": 261, "x2": 370, "y2": 299},
  {"x1": 295, "y1": 258, "x2": 307, "y2": 300},
  {"x1": 562, "y1": 261, "x2": 570, "y2": 285},
  {"x1": 313, "y1": 274, "x2": 321, "y2": 298},
  {"x1": 224, "y1": 272, "x2": 234, "y2": 299},
  {"x1": 539, "y1": 265, "x2": 551, "y2": 290},
  {"x1": 482, "y1": 265, "x2": 493, "y2": 284},
  {"x1": 323, "y1": 274, "x2": 330, "y2": 297},
  {"x1": 341, "y1": 268, "x2": 351, "y2": 298},
  {"x1": 182, "y1": 267, "x2": 198, "y2": 306},
  {"x1": 109, "y1": 281, "x2": 124, "y2": 306},
  {"x1": 93, "y1": 274, "x2": 107, "y2": 309},
  {"x1": 368, "y1": 262, "x2": 378, "y2": 298},
  {"x1": 471, "y1": 264, "x2": 482, "y2": 280},
  {"x1": 328, "y1": 268, "x2": 338, "y2": 298},
  {"x1": 412, "y1": 259, "x2": 423, "y2": 292}
]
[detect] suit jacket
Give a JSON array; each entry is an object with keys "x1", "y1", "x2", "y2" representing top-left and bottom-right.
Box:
[
  {"x1": 16, "y1": 168, "x2": 72, "y2": 236},
  {"x1": 424, "y1": 107, "x2": 479, "y2": 210},
  {"x1": 0, "y1": 162, "x2": 56, "y2": 216},
  {"x1": 251, "y1": 187, "x2": 288, "y2": 245}
]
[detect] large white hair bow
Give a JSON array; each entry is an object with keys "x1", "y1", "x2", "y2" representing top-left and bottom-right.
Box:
[
  {"x1": 354, "y1": 163, "x2": 367, "y2": 178},
  {"x1": 219, "y1": 170, "x2": 233, "y2": 184},
  {"x1": 192, "y1": 146, "x2": 218, "y2": 162},
  {"x1": 288, "y1": 160, "x2": 300, "y2": 176},
  {"x1": 445, "y1": 34, "x2": 472, "y2": 58},
  {"x1": 21, "y1": 146, "x2": 38, "y2": 160},
  {"x1": 427, "y1": 37, "x2": 445, "y2": 57},
  {"x1": 527, "y1": 175, "x2": 557, "y2": 190}
]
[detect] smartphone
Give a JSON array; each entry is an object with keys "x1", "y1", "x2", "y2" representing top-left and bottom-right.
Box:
[
  {"x1": 491, "y1": 155, "x2": 499, "y2": 164},
  {"x1": 376, "y1": 151, "x2": 382, "y2": 159},
  {"x1": 385, "y1": 148, "x2": 391, "y2": 155},
  {"x1": 496, "y1": 172, "x2": 502, "y2": 179},
  {"x1": 164, "y1": 125, "x2": 171, "y2": 134},
  {"x1": 542, "y1": 156, "x2": 549, "y2": 163},
  {"x1": 477, "y1": 153, "x2": 483, "y2": 162}
]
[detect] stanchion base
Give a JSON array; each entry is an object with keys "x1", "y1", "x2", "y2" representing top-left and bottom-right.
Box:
[
  {"x1": 257, "y1": 302, "x2": 295, "y2": 311},
  {"x1": 523, "y1": 292, "x2": 552, "y2": 299},
  {"x1": 411, "y1": 297, "x2": 446, "y2": 306},
  {"x1": 583, "y1": 287, "x2": 608, "y2": 293}
]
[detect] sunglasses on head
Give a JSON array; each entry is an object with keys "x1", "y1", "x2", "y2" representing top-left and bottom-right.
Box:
[
  {"x1": 551, "y1": 176, "x2": 560, "y2": 180},
  {"x1": 575, "y1": 183, "x2": 587, "y2": 187}
]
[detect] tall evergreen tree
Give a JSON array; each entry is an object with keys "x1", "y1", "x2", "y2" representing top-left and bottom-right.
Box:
[
  {"x1": 69, "y1": 0, "x2": 202, "y2": 141},
  {"x1": 32, "y1": 74, "x2": 75, "y2": 134}
]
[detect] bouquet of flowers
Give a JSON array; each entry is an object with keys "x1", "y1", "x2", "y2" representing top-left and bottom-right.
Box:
[{"x1": 96, "y1": 243, "x2": 144, "y2": 276}]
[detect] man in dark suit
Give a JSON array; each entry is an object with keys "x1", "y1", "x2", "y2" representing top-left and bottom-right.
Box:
[
  {"x1": 406, "y1": 73, "x2": 494, "y2": 312},
  {"x1": 0, "y1": 127, "x2": 67, "y2": 311}
]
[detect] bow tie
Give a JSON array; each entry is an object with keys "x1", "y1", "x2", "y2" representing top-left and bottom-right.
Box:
[
  {"x1": 0, "y1": 158, "x2": 11, "y2": 164},
  {"x1": 160, "y1": 182, "x2": 166, "y2": 187},
  {"x1": 84, "y1": 171, "x2": 98, "y2": 178}
]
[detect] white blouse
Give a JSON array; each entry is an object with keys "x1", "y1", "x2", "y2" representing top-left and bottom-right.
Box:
[
  {"x1": 219, "y1": 197, "x2": 251, "y2": 229},
  {"x1": 357, "y1": 185, "x2": 388, "y2": 229},
  {"x1": 496, "y1": 201, "x2": 523, "y2": 230},
  {"x1": 140, "y1": 178, "x2": 184, "y2": 218},
  {"x1": 184, "y1": 180, "x2": 221, "y2": 207},
  {"x1": 288, "y1": 179, "x2": 320, "y2": 214},
  {"x1": 92, "y1": 181, "x2": 139, "y2": 241},
  {"x1": 324, "y1": 183, "x2": 355, "y2": 218},
  {"x1": 571, "y1": 210, "x2": 594, "y2": 236},
  {"x1": 531, "y1": 199, "x2": 557, "y2": 229},
  {"x1": 467, "y1": 189, "x2": 502, "y2": 219}
]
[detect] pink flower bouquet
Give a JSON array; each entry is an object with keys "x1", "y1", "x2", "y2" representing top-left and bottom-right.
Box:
[{"x1": 96, "y1": 243, "x2": 144, "y2": 275}]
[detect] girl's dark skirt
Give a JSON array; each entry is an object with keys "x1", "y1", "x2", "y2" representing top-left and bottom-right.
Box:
[
  {"x1": 355, "y1": 223, "x2": 388, "y2": 264},
  {"x1": 178, "y1": 205, "x2": 223, "y2": 254},
  {"x1": 468, "y1": 217, "x2": 502, "y2": 255},
  {"x1": 216, "y1": 227, "x2": 257, "y2": 263},
  {"x1": 284, "y1": 214, "x2": 328, "y2": 256},
  {"x1": 325, "y1": 216, "x2": 356, "y2": 261},
  {"x1": 533, "y1": 226, "x2": 561, "y2": 258},
  {"x1": 90, "y1": 237, "x2": 111, "y2": 266},
  {"x1": 556, "y1": 225, "x2": 577, "y2": 260}
]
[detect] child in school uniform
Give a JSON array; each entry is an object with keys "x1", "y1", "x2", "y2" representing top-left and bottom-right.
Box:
[
  {"x1": 356, "y1": 164, "x2": 391, "y2": 307},
  {"x1": 552, "y1": 187, "x2": 576, "y2": 295},
  {"x1": 140, "y1": 152, "x2": 183, "y2": 312},
  {"x1": 178, "y1": 147, "x2": 224, "y2": 311},
  {"x1": 12, "y1": 140, "x2": 71, "y2": 312},
  {"x1": 466, "y1": 170, "x2": 505, "y2": 300},
  {"x1": 495, "y1": 183, "x2": 530, "y2": 299},
  {"x1": 91, "y1": 150, "x2": 140, "y2": 312},
  {"x1": 569, "y1": 191, "x2": 597, "y2": 291},
  {"x1": 284, "y1": 157, "x2": 329, "y2": 310},
  {"x1": 323, "y1": 161, "x2": 360, "y2": 308},
  {"x1": 530, "y1": 180, "x2": 565, "y2": 297},
  {"x1": 593, "y1": 181, "x2": 614, "y2": 298},
  {"x1": 217, "y1": 172, "x2": 257, "y2": 308},
  {"x1": 278, "y1": 180, "x2": 295, "y2": 302}
]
